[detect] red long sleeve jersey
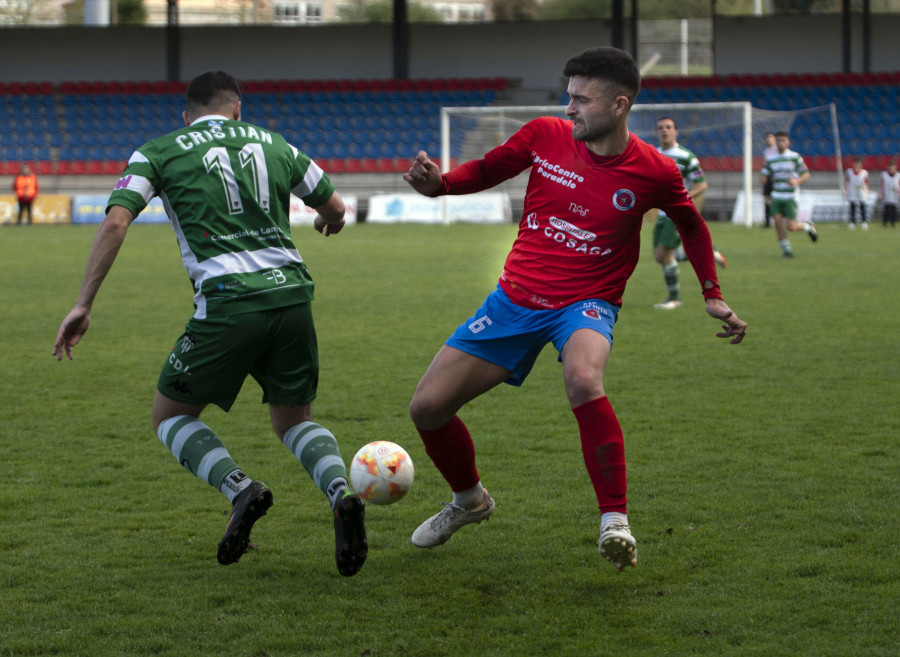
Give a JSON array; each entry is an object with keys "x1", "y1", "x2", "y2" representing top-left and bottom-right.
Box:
[{"x1": 438, "y1": 117, "x2": 721, "y2": 309}]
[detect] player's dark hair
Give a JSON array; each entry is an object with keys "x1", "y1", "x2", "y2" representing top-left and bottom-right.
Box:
[
  {"x1": 186, "y1": 70, "x2": 242, "y2": 113},
  {"x1": 775, "y1": 130, "x2": 789, "y2": 138},
  {"x1": 563, "y1": 47, "x2": 640, "y2": 103},
  {"x1": 657, "y1": 116, "x2": 677, "y2": 129}
]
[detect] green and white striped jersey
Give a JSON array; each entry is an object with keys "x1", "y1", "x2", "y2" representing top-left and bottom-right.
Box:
[
  {"x1": 761, "y1": 148, "x2": 809, "y2": 201},
  {"x1": 657, "y1": 143, "x2": 705, "y2": 218},
  {"x1": 107, "y1": 114, "x2": 334, "y2": 319},
  {"x1": 658, "y1": 143, "x2": 706, "y2": 188}
]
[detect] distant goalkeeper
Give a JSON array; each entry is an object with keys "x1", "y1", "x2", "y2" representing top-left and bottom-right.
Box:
[{"x1": 652, "y1": 117, "x2": 726, "y2": 310}]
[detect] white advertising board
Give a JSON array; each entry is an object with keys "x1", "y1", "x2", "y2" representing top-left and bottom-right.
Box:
[
  {"x1": 289, "y1": 194, "x2": 358, "y2": 225},
  {"x1": 732, "y1": 190, "x2": 877, "y2": 225},
  {"x1": 366, "y1": 192, "x2": 512, "y2": 224}
]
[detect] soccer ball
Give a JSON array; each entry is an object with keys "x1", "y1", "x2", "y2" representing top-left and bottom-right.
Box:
[{"x1": 349, "y1": 441, "x2": 414, "y2": 505}]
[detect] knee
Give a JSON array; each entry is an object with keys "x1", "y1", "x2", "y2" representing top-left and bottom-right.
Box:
[
  {"x1": 409, "y1": 392, "x2": 450, "y2": 431},
  {"x1": 652, "y1": 248, "x2": 666, "y2": 265},
  {"x1": 564, "y1": 366, "x2": 604, "y2": 407}
]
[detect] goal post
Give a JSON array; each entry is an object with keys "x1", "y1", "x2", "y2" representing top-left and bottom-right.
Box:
[{"x1": 440, "y1": 102, "x2": 842, "y2": 227}]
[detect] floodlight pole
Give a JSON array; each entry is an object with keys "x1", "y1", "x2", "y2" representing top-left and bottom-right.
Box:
[
  {"x1": 166, "y1": 0, "x2": 180, "y2": 82},
  {"x1": 393, "y1": 0, "x2": 409, "y2": 79}
]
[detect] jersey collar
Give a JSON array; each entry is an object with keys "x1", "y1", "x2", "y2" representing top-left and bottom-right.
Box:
[{"x1": 190, "y1": 114, "x2": 230, "y2": 125}]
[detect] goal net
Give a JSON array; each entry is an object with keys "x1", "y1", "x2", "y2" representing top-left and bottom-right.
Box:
[{"x1": 440, "y1": 102, "x2": 842, "y2": 226}]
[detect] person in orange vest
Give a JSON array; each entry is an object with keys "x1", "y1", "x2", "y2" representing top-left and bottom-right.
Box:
[{"x1": 14, "y1": 163, "x2": 39, "y2": 224}]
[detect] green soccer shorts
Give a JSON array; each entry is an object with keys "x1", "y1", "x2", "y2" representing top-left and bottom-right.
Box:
[
  {"x1": 769, "y1": 198, "x2": 798, "y2": 220},
  {"x1": 157, "y1": 302, "x2": 319, "y2": 411},
  {"x1": 653, "y1": 214, "x2": 681, "y2": 249}
]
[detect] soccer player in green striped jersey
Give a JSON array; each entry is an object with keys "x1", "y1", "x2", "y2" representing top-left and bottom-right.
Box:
[
  {"x1": 760, "y1": 131, "x2": 817, "y2": 258},
  {"x1": 53, "y1": 70, "x2": 368, "y2": 576},
  {"x1": 652, "y1": 117, "x2": 726, "y2": 309}
]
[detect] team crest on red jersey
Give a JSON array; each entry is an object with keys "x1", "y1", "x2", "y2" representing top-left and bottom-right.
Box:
[{"x1": 613, "y1": 189, "x2": 636, "y2": 211}]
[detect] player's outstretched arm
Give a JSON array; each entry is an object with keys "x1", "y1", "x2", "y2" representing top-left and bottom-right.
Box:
[
  {"x1": 403, "y1": 151, "x2": 443, "y2": 197},
  {"x1": 52, "y1": 205, "x2": 133, "y2": 361},
  {"x1": 705, "y1": 298, "x2": 747, "y2": 344}
]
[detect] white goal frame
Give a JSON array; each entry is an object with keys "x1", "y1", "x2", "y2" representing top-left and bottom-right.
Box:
[{"x1": 441, "y1": 101, "x2": 841, "y2": 227}]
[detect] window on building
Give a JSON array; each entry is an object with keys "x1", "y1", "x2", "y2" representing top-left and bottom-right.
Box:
[{"x1": 273, "y1": 1, "x2": 323, "y2": 24}]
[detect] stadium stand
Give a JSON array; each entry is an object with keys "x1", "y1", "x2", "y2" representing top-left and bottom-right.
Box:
[
  {"x1": 0, "y1": 76, "x2": 508, "y2": 175},
  {"x1": 1, "y1": 72, "x2": 898, "y2": 175}
]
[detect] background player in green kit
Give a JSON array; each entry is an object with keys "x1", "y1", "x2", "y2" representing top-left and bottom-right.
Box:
[
  {"x1": 760, "y1": 130, "x2": 817, "y2": 258},
  {"x1": 652, "y1": 117, "x2": 726, "y2": 309},
  {"x1": 52, "y1": 70, "x2": 368, "y2": 576}
]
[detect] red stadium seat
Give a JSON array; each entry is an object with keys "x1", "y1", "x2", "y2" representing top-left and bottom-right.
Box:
[
  {"x1": 328, "y1": 158, "x2": 348, "y2": 173},
  {"x1": 376, "y1": 157, "x2": 405, "y2": 172}
]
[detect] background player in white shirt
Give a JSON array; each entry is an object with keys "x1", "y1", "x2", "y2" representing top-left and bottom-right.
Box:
[
  {"x1": 845, "y1": 156, "x2": 870, "y2": 230},
  {"x1": 880, "y1": 158, "x2": 899, "y2": 228}
]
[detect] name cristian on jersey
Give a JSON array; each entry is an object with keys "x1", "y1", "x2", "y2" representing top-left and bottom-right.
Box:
[
  {"x1": 531, "y1": 151, "x2": 584, "y2": 189},
  {"x1": 175, "y1": 122, "x2": 273, "y2": 151}
]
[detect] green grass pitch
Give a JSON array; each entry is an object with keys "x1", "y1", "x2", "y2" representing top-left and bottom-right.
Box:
[{"x1": 1, "y1": 220, "x2": 898, "y2": 656}]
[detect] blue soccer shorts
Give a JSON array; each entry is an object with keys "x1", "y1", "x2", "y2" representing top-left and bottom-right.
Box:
[{"x1": 445, "y1": 286, "x2": 619, "y2": 387}]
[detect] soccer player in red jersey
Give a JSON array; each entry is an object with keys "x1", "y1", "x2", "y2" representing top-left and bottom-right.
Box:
[{"x1": 402, "y1": 47, "x2": 747, "y2": 571}]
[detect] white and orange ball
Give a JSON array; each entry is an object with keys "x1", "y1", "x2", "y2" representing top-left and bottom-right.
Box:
[{"x1": 349, "y1": 441, "x2": 414, "y2": 505}]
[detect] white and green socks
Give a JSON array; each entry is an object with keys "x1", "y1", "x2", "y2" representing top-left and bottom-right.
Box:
[
  {"x1": 157, "y1": 417, "x2": 351, "y2": 508},
  {"x1": 156, "y1": 415, "x2": 251, "y2": 503},
  {"x1": 662, "y1": 261, "x2": 680, "y2": 301},
  {"x1": 282, "y1": 421, "x2": 350, "y2": 508}
]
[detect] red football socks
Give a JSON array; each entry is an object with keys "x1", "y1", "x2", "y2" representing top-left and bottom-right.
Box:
[
  {"x1": 573, "y1": 396, "x2": 628, "y2": 514},
  {"x1": 416, "y1": 415, "x2": 480, "y2": 492}
]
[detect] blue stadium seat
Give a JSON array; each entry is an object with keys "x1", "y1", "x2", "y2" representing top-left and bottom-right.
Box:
[{"x1": 62, "y1": 145, "x2": 88, "y2": 160}]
